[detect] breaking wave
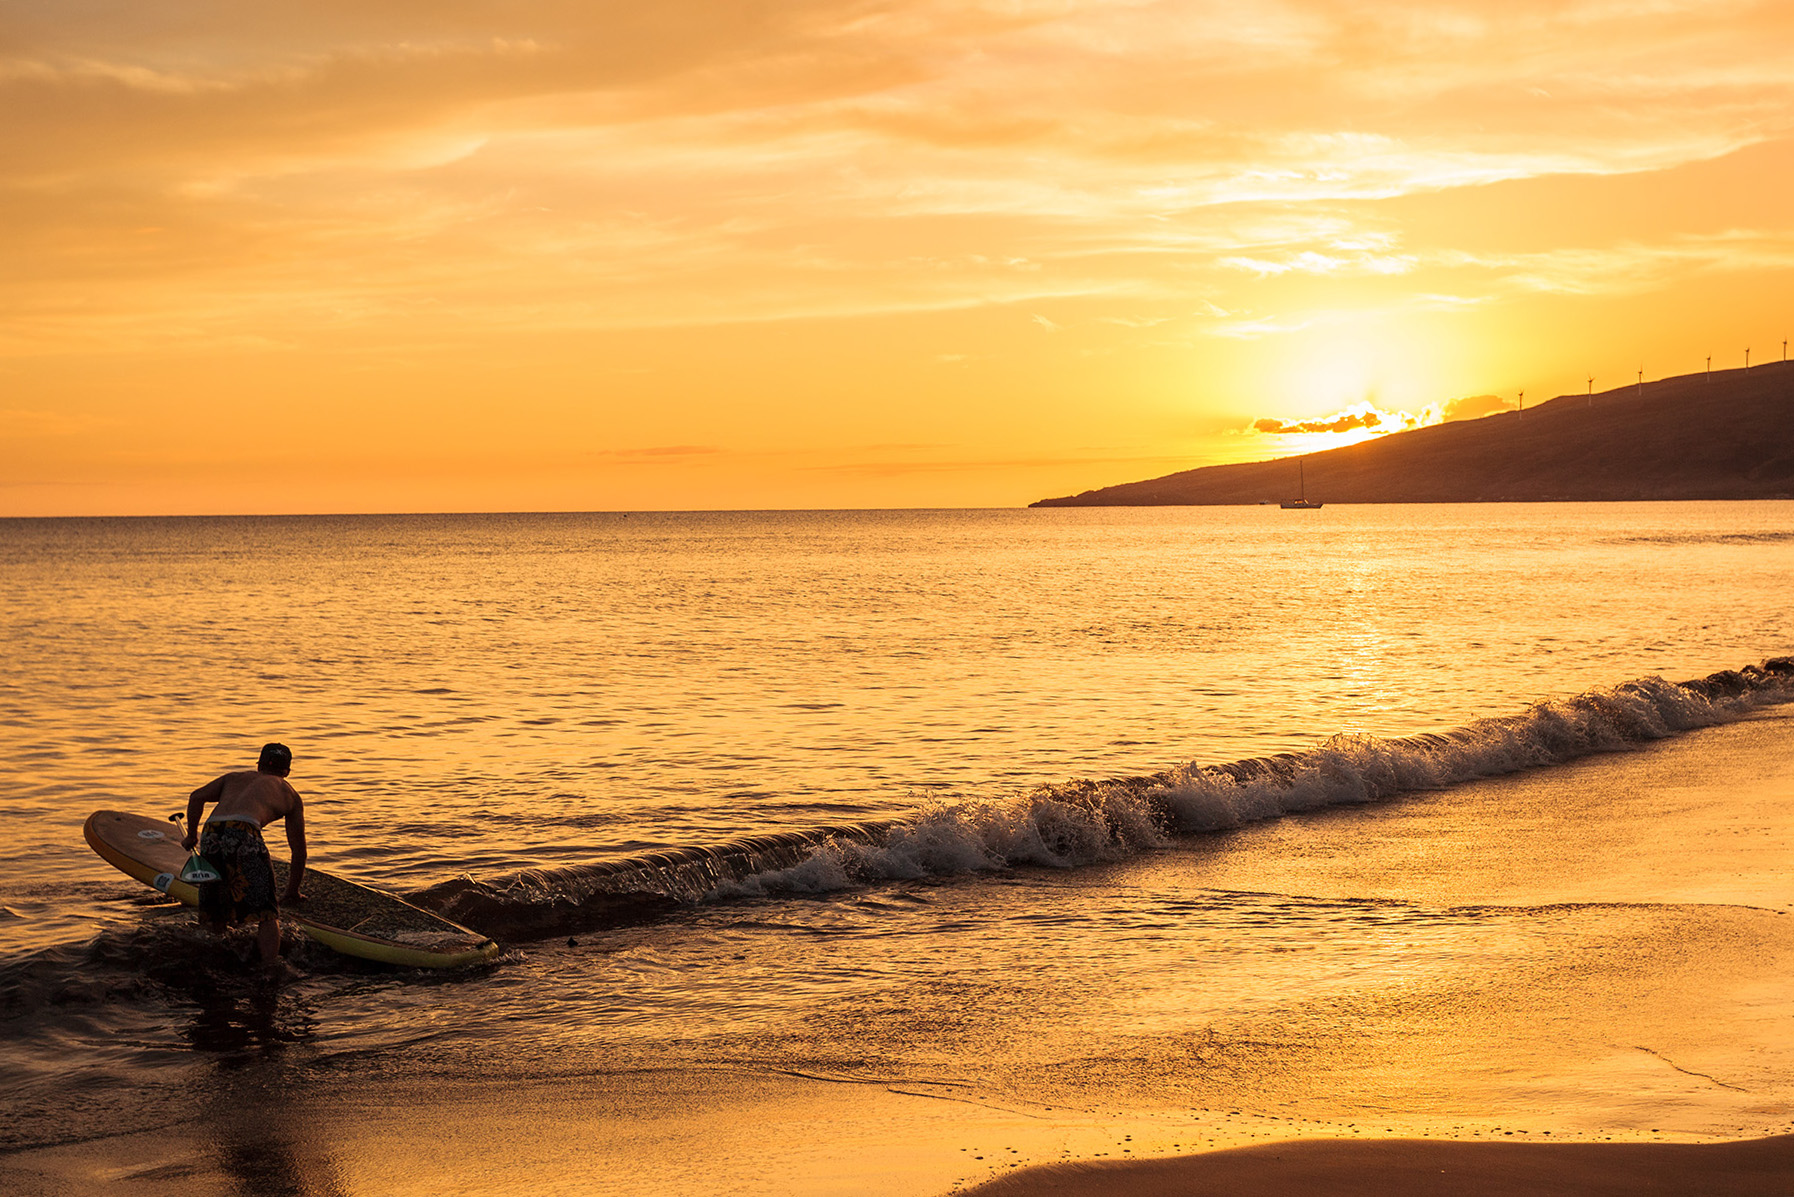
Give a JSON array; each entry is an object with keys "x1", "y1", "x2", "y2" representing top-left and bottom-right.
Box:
[{"x1": 410, "y1": 660, "x2": 1794, "y2": 942}]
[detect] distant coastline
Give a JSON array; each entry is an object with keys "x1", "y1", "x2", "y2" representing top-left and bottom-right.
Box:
[{"x1": 1032, "y1": 360, "x2": 1794, "y2": 506}]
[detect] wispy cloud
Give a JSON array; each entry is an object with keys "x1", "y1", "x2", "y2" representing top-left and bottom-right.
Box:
[
  {"x1": 588, "y1": 445, "x2": 721, "y2": 461},
  {"x1": 1455, "y1": 231, "x2": 1794, "y2": 296},
  {"x1": 1221, "y1": 249, "x2": 1418, "y2": 277}
]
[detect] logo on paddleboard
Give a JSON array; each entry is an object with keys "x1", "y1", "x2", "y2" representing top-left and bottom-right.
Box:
[
  {"x1": 138, "y1": 829, "x2": 167, "y2": 839},
  {"x1": 152, "y1": 873, "x2": 174, "y2": 892}
]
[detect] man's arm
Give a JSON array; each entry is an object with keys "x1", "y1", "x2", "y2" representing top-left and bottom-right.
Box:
[
  {"x1": 282, "y1": 792, "x2": 307, "y2": 903},
  {"x1": 182, "y1": 776, "x2": 226, "y2": 850}
]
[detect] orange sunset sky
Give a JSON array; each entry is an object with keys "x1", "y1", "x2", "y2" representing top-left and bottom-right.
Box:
[{"x1": 4, "y1": 0, "x2": 1792, "y2": 515}]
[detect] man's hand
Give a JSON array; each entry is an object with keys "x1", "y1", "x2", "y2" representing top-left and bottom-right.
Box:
[{"x1": 181, "y1": 831, "x2": 197, "y2": 851}]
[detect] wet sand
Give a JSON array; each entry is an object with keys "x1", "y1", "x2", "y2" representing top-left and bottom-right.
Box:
[{"x1": 9, "y1": 1065, "x2": 1792, "y2": 1197}]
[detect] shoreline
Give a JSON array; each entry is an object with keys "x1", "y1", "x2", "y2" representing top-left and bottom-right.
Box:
[
  {"x1": 8, "y1": 709, "x2": 1793, "y2": 1195},
  {"x1": 960, "y1": 1135, "x2": 1794, "y2": 1196}
]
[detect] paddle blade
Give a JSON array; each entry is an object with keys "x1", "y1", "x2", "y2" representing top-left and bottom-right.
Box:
[{"x1": 178, "y1": 852, "x2": 220, "y2": 884}]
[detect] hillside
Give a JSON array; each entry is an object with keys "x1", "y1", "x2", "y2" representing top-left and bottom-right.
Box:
[{"x1": 1031, "y1": 360, "x2": 1794, "y2": 506}]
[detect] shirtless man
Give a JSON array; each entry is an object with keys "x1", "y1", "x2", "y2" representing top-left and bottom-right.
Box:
[{"x1": 181, "y1": 742, "x2": 307, "y2": 969}]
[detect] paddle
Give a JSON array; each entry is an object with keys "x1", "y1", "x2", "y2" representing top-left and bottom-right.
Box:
[{"x1": 167, "y1": 812, "x2": 221, "y2": 884}]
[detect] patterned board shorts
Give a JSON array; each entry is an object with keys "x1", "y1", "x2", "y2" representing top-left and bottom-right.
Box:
[{"x1": 197, "y1": 821, "x2": 278, "y2": 923}]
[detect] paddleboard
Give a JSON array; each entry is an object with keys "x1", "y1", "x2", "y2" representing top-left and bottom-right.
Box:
[{"x1": 84, "y1": 809, "x2": 501, "y2": 969}]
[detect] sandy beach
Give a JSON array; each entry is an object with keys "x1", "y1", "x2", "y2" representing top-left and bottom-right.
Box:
[{"x1": 964, "y1": 1135, "x2": 1794, "y2": 1196}]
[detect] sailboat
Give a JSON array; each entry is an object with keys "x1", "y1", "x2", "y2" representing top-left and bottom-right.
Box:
[{"x1": 1279, "y1": 460, "x2": 1323, "y2": 509}]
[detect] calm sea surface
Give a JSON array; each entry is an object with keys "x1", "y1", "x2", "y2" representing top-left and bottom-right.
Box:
[{"x1": 2, "y1": 504, "x2": 1792, "y2": 1189}]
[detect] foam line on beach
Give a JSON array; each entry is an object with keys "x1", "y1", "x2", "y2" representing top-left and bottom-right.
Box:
[{"x1": 411, "y1": 660, "x2": 1793, "y2": 940}]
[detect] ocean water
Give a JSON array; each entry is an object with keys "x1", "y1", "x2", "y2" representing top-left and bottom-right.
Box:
[{"x1": 2, "y1": 504, "x2": 1792, "y2": 1192}]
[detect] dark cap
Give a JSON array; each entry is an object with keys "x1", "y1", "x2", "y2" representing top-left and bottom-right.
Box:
[{"x1": 258, "y1": 742, "x2": 293, "y2": 771}]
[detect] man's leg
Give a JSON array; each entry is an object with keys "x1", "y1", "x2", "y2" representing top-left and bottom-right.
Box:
[
  {"x1": 196, "y1": 873, "x2": 223, "y2": 934},
  {"x1": 255, "y1": 912, "x2": 281, "y2": 967}
]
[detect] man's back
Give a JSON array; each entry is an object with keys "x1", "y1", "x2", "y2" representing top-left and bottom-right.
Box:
[{"x1": 196, "y1": 769, "x2": 301, "y2": 829}]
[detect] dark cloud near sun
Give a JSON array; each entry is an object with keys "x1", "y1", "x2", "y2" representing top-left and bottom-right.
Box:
[
  {"x1": 1253, "y1": 391, "x2": 1520, "y2": 438},
  {"x1": 1253, "y1": 410, "x2": 1384, "y2": 435}
]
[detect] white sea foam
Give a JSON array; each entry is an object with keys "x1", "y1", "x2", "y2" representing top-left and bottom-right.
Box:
[
  {"x1": 715, "y1": 781, "x2": 1171, "y2": 898},
  {"x1": 707, "y1": 670, "x2": 1790, "y2": 901}
]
